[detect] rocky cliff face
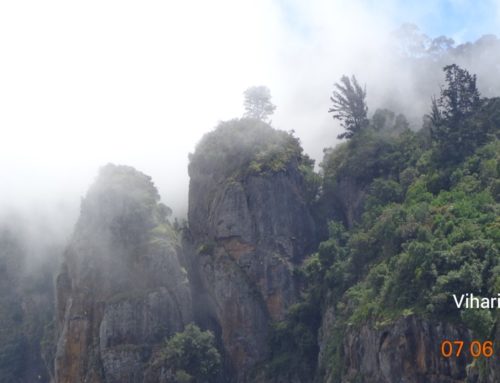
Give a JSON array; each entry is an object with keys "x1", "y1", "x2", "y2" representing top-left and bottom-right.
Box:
[
  {"x1": 52, "y1": 121, "x2": 318, "y2": 383},
  {"x1": 49, "y1": 120, "x2": 492, "y2": 383},
  {"x1": 318, "y1": 310, "x2": 472, "y2": 383},
  {"x1": 55, "y1": 164, "x2": 192, "y2": 383},
  {"x1": 187, "y1": 119, "x2": 316, "y2": 381}
]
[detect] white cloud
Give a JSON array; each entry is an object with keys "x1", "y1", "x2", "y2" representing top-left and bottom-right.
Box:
[
  {"x1": 0, "y1": 0, "x2": 499, "y2": 230},
  {"x1": 0, "y1": 0, "x2": 281, "y2": 219}
]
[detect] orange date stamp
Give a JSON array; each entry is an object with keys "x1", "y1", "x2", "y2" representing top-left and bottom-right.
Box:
[{"x1": 440, "y1": 340, "x2": 494, "y2": 358}]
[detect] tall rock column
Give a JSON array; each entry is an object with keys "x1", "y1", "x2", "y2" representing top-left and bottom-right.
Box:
[
  {"x1": 55, "y1": 164, "x2": 192, "y2": 383},
  {"x1": 187, "y1": 119, "x2": 317, "y2": 381}
]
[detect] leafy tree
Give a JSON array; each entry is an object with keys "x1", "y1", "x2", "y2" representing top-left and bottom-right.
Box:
[
  {"x1": 436, "y1": 64, "x2": 481, "y2": 124},
  {"x1": 243, "y1": 86, "x2": 276, "y2": 122},
  {"x1": 430, "y1": 64, "x2": 483, "y2": 161},
  {"x1": 329, "y1": 75, "x2": 369, "y2": 139},
  {"x1": 162, "y1": 324, "x2": 221, "y2": 383}
]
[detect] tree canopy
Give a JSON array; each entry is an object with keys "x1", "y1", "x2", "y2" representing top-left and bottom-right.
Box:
[
  {"x1": 329, "y1": 75, "x2": 369, "y2": 139},
  {"x1": 161, "y1": 323, "x2": 221, "y2": 383},
  {"x1": 243, "y1": 86, "x2": 276, "y2": 122},
  {"x1": 430, "y1": 64, "x2": 484, "y2": 162}
]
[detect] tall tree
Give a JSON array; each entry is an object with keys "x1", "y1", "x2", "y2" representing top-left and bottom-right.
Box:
[
  {"x1": 329, "y1": 75, "x2": 369, "y2": 139},
  {"x1": 438, "y1": 64, "x2": 481, "y2": 124},
  {"x1": 430, "y1": 64, "x2": 483, "y2": 161},
  {"x1": 243, "y1": 86, "x2": 276, "y2": 122}
]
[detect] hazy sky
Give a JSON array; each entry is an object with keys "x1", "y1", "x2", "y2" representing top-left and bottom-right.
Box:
[{"x1": 1, "y1": 0, "x2": 499, "y2": 225}]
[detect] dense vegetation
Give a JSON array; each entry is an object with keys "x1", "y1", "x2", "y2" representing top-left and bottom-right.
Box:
[
  {"x1": 189, "y1": 118, "x2": 319, "y2": 200},
  {"x1": 155, "y1": 323, "x2": 221, "y2": 383},
  {"x1": 267, "y1": 64, "x2": 500, "y2": 380},
  {"x1": 1, "y1": 28, "x2": 500, "y2": 383}
]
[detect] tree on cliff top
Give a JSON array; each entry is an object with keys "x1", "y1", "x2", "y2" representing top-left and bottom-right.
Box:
[
  {"x1": 243, "y1": 86, "x2": 276, "y2": 122},
  {"x1": 329, "y1": 75, "x2": 369, "y2": 139},
  {"x1": 430, "y1": 64, "x2": 483, "y2": 162},
  {"x1": 432, "y1": 64, "x2": 481, "y2": 126}
]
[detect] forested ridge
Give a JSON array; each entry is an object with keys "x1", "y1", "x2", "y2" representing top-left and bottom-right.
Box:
[
  {"x1": 0, "y1": 31, "x2": 499, "y2": 383},
  {"x1": 266, "y1": 63, "x2": 500, "y2": 382}
]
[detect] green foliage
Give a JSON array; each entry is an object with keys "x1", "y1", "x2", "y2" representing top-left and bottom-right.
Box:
[
  {"x1": 321, "y1": 129, "x2": 406, "y2": 184},
  {"x1": 363, "y1": 178, "x2": 403, "y2": 216},
  {"x1": 266, "y1": 300, "x2": 321, "y2": 381},
  {"x1": 319, "y1": 120, "x2": 426, "y2": 226},
  {"x1": 296, "y1": 118, "x2": 499, "y2": 380},
  {"x1": 264, "y1": 222, "x2": 345, "y2": 381},
  {"x1": 189, "y1": 119, "x2": 307, "y2": 180},
  {"x1": 286, "y1": 88, "x2": 500, "y2": 380},
  {"x1": 429, "y1": 65, "x2": 493, "y2": 163},
  {"x1": 461, "y1": 309, "x2": 494, "y2": 339},
  {"x1": 160, "y1": 324, "x2": 221, "y2": 383},
  {"x1": 329, "y1": 75, "x2": 369, "y2": 139},
  {"x1": 321, "y1": 138, "x2": 499, "y2": 329},
  {"x1": 434, "y1": 64, "x2": 481, "y2": 125},
  {"x1": 320, "y1": 322, "x2": 346, "y2": 382},
  {"x1": 247, "y1": 138, "x2": 300, "y2": 174}
]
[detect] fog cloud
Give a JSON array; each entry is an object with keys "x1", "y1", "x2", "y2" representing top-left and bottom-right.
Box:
[{"x1": 1, "y1": 0, "x2": 499, "y2": 236}]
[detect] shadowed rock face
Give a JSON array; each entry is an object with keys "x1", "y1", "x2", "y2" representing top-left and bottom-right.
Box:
[
  {"x1": 318, "y1": 311, "x2": 471, "y2": 383},
  {"x1": 187, "y1": 120, "x2": 316, "y2": 381},
  {"x1": 55, "y1": 164, "x2": 191, "y2": 383},
  {"x1": 476, "y1": 313, "x2": 500, "y2": 383}
]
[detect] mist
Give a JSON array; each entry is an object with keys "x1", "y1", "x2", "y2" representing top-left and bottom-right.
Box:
[{"x1": 1, "y1": 0, "x2": 500, "y2": 244}]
